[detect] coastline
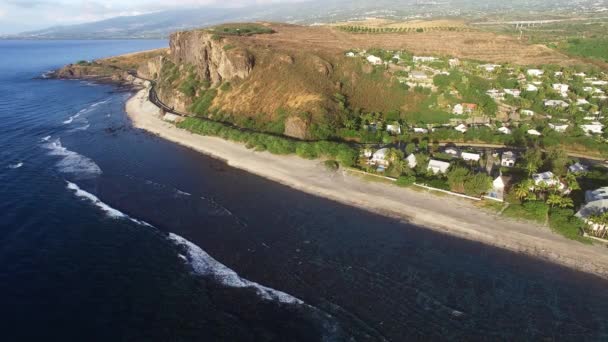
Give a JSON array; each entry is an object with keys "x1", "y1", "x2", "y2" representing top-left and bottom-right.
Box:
[{"x1": 126, "y1": 87, "x2": 608, "y2": 279}]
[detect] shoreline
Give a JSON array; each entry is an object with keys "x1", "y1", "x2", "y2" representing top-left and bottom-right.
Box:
[{"x1": 126, "y1": 87, "x2": 608, "y2": 280}]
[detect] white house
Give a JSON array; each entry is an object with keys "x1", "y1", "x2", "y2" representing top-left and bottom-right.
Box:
[
  {"x1": 413, "y1": 127, "x2": 429, "y2": 134},
  {"x1": 532, "y1": 171, "x2": 564, "y2": 190},
  {"x1": 410, "y1": 71, "x2": 428, "y2": 80},
  {"x1": 461, "y1": 152, "x2": 481, "y2": 162},
  {"x1": 569, "y1": 162, "x2": 588, "y2": 174},
  {"x1": 487, "y1": 175, "x2": 511, "y2": 201},
  {"x1": 501, "y1": 151, "x2": 517, "y2": 167},
  {"x1": 498, "y1": 126, "x2": 512, "y2": 135},
  {"x1": 575, "y1": 187, "x2": 608, "y2": 234},
  {"x1": 553, "y1": 83, "x2": 570, "y2": 97},
  {"x1": 574, "y1": 72, "x2": 587, "y2": 78},
  {"x1": 544, "y1": 99, "x2": 569, "y2": 108},
  {"x1": 345, "y1": 52, "x2": 356, "y2": 57},
  {"x1": 406, "y1": 153, "x2": 417, "y2": 169},
  {"x1": 504, "y1": 89, "x2": 521, "y2": 97},
  {"x1": 527, "y1": 69, "x2": 544, "y2": 77},
  {"x1": 371, "y1": 148, "x2": 390, "y2": 166},
  {"x1": 413, "y1": 56, "x2": 437, "y2": 63},
  {"x1": 521, "y1": 109, "x2": 535, "y2": 116},
  {"x1": 527, "y1": 129, "x2": 542, "y2": 136},
  {"x1": 362, "y1": 148, "x2": 373, "y2": 158},
  {"x1": 486, "y1": 89, "x2": 504, "y2": 100},
  {"x1": 577, "y1": 98, "x2": 590, "y2": 106},
  {"x1": 548, "y1": 123, "x2": 569, "y2": 133},
  {"x1": 448, "y1": 58, "x2": 460, "y2": 68},
  {"x1": 479, "y1": 64, "x2": 500, "y2": 72},
  {"x1": 444, "y1": 147, "x2": 460, "y2": 157},
  {"x1": 386, "y1": 124, "x2": 401, "y2": 135},
  {"x1": 452, "y1": 104, "x2": 464, "y2": 115},
  {"x1": 554, "y1": 71, "x2": 564, "y2": 77},
  {"x1": 427, "y1": 159, "x2": 451, "y2": 174},
  {"x1": 367, "y1": 55, "x2": 383, "y2": 65},
  {"x1": 526, "y1": 84, "x2": 539, "y2": 92},
  {"x1": 454, "y1": 124, "x2": 468, "y2": 133},
  {"x1": 591, "y1": 80, "x2": 608, "y2": 86},
  {"x1": 581, "y1": 123, "x2": 604, "y2": 135}
]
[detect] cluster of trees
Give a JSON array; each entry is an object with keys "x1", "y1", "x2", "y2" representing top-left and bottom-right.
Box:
[
  {"x1": 177, "y1": 118, "x2": 358, "y2": 167},
  {"x1": 339, "y1": 26, "x2": 462, "y2": 34},
  {"x1": 446, "y1": 167, "x2": 493, "y2": 196}
]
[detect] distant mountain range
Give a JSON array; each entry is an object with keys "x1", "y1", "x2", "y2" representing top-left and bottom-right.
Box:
[{"x1": 2, "y1": 0, "x2": 603, "y2": 39}]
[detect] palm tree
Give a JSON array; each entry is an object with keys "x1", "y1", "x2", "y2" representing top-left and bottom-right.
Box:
[
  {"x1": 546, "y1": 194, "x2": 563, "y2": 208},
  {"x1": 515, "y1": 180, "x2": 532, "y2": 202},
  {"x1": 525, "y1": 162, "x2": 539, "y2": 177},
  {"x1": 565, "y1": 173, "x2": 581, "y2": 191}
]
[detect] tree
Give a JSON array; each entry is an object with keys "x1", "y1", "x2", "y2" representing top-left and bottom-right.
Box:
[
  {"x1": 565, "y1": 173, "x2": 581, "y2": 191},
  {"x1": 405, "y1": 143, "x2": 416, "y2": 155},
  {"x1": 447, "y1": 167, "x2": 470, "y2": 193},
  {"x1": 515, "y1": 180, "x2": 534, "y2": 202},
  {"x1": 464, "y1": 173, "x2": 493, "y2": 197}
]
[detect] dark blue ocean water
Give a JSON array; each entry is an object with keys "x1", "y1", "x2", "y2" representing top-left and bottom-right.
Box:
[{"x1": 1, "y1": 40, "x2": 608, "y2": 341}]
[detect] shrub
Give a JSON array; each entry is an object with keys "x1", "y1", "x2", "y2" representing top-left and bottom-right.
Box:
[
  {"x1": 549, "y1": 208, "x2": 589, "y2": 243},
  {"x1": 324, "y1": 160, "x2": 340, "y2": 171}
]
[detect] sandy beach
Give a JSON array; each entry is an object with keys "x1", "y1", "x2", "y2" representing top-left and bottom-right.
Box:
[{"x1": 126, "y1": 87, "x2": 608, "y2": 279}]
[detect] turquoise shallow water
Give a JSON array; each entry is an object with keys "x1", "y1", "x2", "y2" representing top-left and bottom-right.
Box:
[{"x1": 1, "y1": 40, "x2": 608, "y2": 341}]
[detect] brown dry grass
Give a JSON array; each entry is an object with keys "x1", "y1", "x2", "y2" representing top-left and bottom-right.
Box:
[
  {"x1": 243, "y1": 23, "x2": 583, "y2": 66},
  {"x1": 98, "y1": 48, "x2": 168, "y2": 70}
]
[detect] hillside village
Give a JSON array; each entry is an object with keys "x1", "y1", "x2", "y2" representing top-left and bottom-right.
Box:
[{"x1": 346, "y1": 49, "x2": 608, "y2": 241}]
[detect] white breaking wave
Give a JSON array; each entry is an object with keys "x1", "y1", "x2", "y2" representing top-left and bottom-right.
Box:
[
  {"x1": 65, "y1": 181, "x2": 154, "y2": 227},
  {"x1": 63, "y1": 99, "x2": 108, "y2": 125},
  {"x1": 41, "y1": 135, "x2": 51, "y2": 142},
  {"x1": 43, "y1": 138, "x2": 102, "y2": 177},
  {"x1": 169, "y1": 233, "x2": 304, "y2": 305},
  {"x1": 8, "y1": 162, "x2": 23, "y2": 169}
]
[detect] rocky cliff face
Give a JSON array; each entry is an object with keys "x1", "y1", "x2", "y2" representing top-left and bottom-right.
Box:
[{"x1": 169, "y1": 30, "x2": 254, "y2": 86}]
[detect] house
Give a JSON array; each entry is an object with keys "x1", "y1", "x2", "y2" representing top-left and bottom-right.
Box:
[
  {"x1": 554, "y1": 71, "x2": 564, "y2": 77},
  {"x1": 452, "y1": 104, "x2": 464, "y2": 115},
  {"x1": 413, "y1": 56, "x2": 437, "y2": 63},
  {"x1": 362, "y1": 148, "x2": 373, "y2": 158},
  {"x1": 427, "y1": 159, "x2": 451, "y2": 174},
  {"x1": 461, "y1": 152, "x2": 481, "y2": 162},
  {"x1": 463, "y1": 103, "x2": 477, "y2": 113},
  {"x1": 581, "y1": 123, "x2": 604, "y2": 135},
  {"x1": 553, "y1": 83, "x2": 570, "y2": 97},
  {"x1": 479, "y1": 64, "x2": 500, "y2": 72},
  {"x1": 575, "y1": 187, "x2": 608, "y2": 236},
  {"x1": 413, "y1": 127, "x2": 429, "y2": 134},
  {"x1": 455, "y1": 124, "x2": 468, "y2": 133},
  {"x1": 544, "y1": 99, "x2": 569, "y2": 108},
  {"x1": 386, "y1": 124, "x2": 401, "y2": 135},
  {"x1": 501, "y1": 151, "x2": 517, "y2": 167},
  {"x1": 392, "y1": 54, "x2": 401, "y2": 61},
  {"x1": 448, "y1": 58, "x2": 460, "y2": 68},
  {"x1": 527, "y1": 129, "x2": 542, "y2": 136},
  {"x1": 504, "y1": 89, "x2": 521, "y2": 97},
  {"x1": 532, "y1": 171, "x2": 564, "y2": 190},
  {"x1": 406, "y1": 153, "x2": 417, "y2": 169},
  {"x1": 591, "y1": 80, "x2": 608, "y2": 86},
  {"x1": 367, "y1": 55, "x2": 383, "y2": 65},
  {"x1": 486, "y1": 175, "x2": 512, "y2": 201},
  {"x1": 577, "y1": 98, "x2": 590, "y2": 106},
  {"x1": 574, "y1": 72, "x2": 587, "y2": 77},
  {"x1": 410, "y1": 71, "x2": 428, "y2": 80},
  {"x1": 569, "y1": 162, "x2": 588, "y2": 174},
  {"x1": 371, "y1": 148, "x2": 390, "y2": 166},
  {"x1": 497, "y1": 126, "x2": 512, "y2": 135},
  {"x1": 526, "y1": 84, "x2": 539, "y2": 92},
  {"x1": 527, "y1": 69, "x2": 544, "y2": 77},
  {"x1": 345, "y1": 52, "x2": 356, "y2": 57},
  {"x1": 486, "y1": 89, "x2": 504, "y2": 100},
  {"x1": 444, "y1": 147, "x2": 460, "y2": 157},
  {"x1": 520, "y1": 109, "x2": 535, "y2": 116},
  {"x1": 548, "y1": 123, "x2": 569, "y2": 133}
]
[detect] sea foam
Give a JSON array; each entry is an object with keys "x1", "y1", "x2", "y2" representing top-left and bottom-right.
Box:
[
  {"x1": 43, "y1": 138, "x2": 101, "y2": 177},
  {"x1": 65, "y1": 181, "x2": 154, "y2": 227},
  {"x1": 8, "y1": 162, "x2": 23, "y2": 169},
  {"x1": 169, "y1": 233, "x2": 304, "y2": 305}
]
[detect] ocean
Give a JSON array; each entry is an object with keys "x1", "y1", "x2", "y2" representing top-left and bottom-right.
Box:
[{"x1": 1, "y1": 40, "x2": 608, "y2": 341}]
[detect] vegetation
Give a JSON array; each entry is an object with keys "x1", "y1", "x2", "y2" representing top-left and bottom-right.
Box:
[
  {"x1": 177, "y1": 118, "x2": 358, "y2": 167},
  {"x1": 210, "y1": 24, "x2": 274, "y2": 37},
  {"x1": 323, "y1": 160, "x2": 340, "y2": 171}
]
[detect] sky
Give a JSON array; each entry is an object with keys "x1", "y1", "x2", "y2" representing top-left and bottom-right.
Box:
[{"x1": 0, "y1": 0, "x2": 304, "y2": 34}]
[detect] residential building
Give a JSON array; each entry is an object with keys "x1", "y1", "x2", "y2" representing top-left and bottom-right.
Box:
[
  {"x1": 444, "y1": 147, "x2": 460, "y2": 157},
  {"x1": 371, "y1": 148, "x2": 390, "y2": 166},
  {"x1": 413, "y1": 127, "x2": 428, "y2": 134},
  {"x1": 455, "y1": 124, "x2": 468, "y2": 133},
  {"x1": 448, "y1": 58, "x2": 460, "y2": 68},
  {"x1": 413, "y1": 56, "x2": 437, "y2": 63},
  {"x1": 581, "y1": 123, "x2": 604, "y2": 135},
  {"x1": 345, "y1": 52, "x2": 356, "y2": 57},
  {"x1": 549, "y1": 123, "x2": 569, "y2": 133},
  {"x1": 367, "y1": 55, "x2": 383, "y2": 65},
  {"x1": 591, "y1": 80, "x2": 608, "y2": 86},
  {"x1": 487, "y1": 175, "x2": 512, "y2": 201},
  {"x1": 410, "y1": 71, "x2": 428, "y2": 80},
  {"x1": 532, "y1": 171, "x2": 563, "y2": 189},
  {"x1": 461, "y1": 152, "x2": 481, "y2": 162},
  {"x1": 498, "y1": 126, "x2": 512, "y2": 135},
  {"x1": 479, "y1": 64, "x2": 500, "y2": 72},
  {"x1": 386, "y1": 124, "x2": 401, "y2": 135},
  {"x1": 569, "y1": 162, "x2": 588, "y2": 174},
  {"x1": 486, "y1": 89, "x2": 504, "y2": 100},
  {"x1": 427, "y1": 159, "x2": 451, "y2": 175},
  {"x1": 577, "y1": 98, "x2": 590, "y2": 106},
  {"x1": 504, "y1": 89, "x2": 521, "y2": 97},
  {"x1": 406, "y1": 154, "x2": 417, "y2": 169},
  {"x1": 527, "y1": 69, "x2": 544, "y2": 77},
  {"x1": 527, "y1": 129, "x2": 542, "y2": 136},
  {"x1": 452, "y1": 104, "x2": 464, "y2": 115},
  {"x1": 575, "y1": 187, "x2": 608, "y2": 236},
  {"x1": 520, "y1": 109, "x2": 535, "y2": 116},
  {"x1": 553, "y1": 83, "x2": 570, "y2": 97},
  {"x1": 501, "y1": 151, "x2": 517, "y2": 167},
  {"x1": 544, "y1": 99, "x2": 569, "y2": 108},
  {"x1": 526, "y1": 84, "x2": 539, "y2": 92}
]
